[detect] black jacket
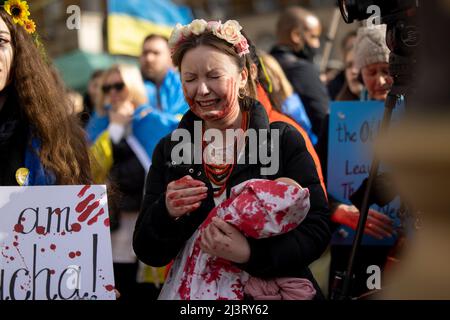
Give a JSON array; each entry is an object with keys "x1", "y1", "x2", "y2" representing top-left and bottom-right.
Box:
[
  {"x1": 133, "y1": 101, "x2": 331, "y2": 295},
  {"x1": 270, "y1": 45, "x2": 329, "y2": 137},
  {"x1": 0, "y1": 97, "x2": 28, "y2": 186},
  {"x1": 110, "y1": 139, "x2": 146, "y2": 212}
]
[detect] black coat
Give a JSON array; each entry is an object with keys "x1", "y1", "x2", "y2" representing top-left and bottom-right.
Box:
[
  {"x1": 110, "y1": 138, "x2": 146, "y2": 212},
  {"x1": 133, "y1": 101, "x2": 331, "y2": 296},
  {"x1": 270, "y1": 45, "x2": 329, "y2": 138}
]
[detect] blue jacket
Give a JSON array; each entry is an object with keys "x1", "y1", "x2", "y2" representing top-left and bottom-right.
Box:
[
  {"x1": 86, "y1": 104, "x2": 179, "y2": 161},
  {"x1": 282, "y1": 93, "x2": 318, "y2": 145},
  {"x1": 24, "y1": 138, "x2": 56, "y2": 186},
  {"x1": 144, "y1": 69, "x2": 189, "y2": 120}
]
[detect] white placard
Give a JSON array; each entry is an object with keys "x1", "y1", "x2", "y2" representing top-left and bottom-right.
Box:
[{"x1": 0, "y1": 185, "x2": 115, "y2": 300}]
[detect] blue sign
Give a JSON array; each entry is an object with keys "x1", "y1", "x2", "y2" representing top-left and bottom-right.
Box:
[{"x1": 327, "y1": 101, "x2": 404, "y2": 246}]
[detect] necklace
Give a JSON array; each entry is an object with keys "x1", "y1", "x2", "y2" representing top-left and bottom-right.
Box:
[{"x1": 202, "y1": 112, "x2": 249, "y2": 197}]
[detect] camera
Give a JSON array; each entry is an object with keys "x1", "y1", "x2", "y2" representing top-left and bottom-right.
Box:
[
  {"x1": 338, "y1": 0, "x2": 418, "y2": 24},
  {"x1": 339, "y1": 0, "x2": 420, "y2": 57}
]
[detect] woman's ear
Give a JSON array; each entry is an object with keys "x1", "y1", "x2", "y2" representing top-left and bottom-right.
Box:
[{"x1": 239, "y1": 67, "x2": 248, "y2": 90}]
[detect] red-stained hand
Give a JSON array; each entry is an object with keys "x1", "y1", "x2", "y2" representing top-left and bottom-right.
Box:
[
  {"x1": 165, "y1": 175, "x2": 208, "y2": 219},
  {"x1": 200, "y1": 217, "x2": 250, "y2": 264},
  {"x1": 331, "y1": 204, "x2": 395, "y2": 240}
]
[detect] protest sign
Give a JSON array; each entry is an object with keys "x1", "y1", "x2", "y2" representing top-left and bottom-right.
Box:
[
  {"x1": 0, "y1": 185, "x2": 115, "y2": 300},
  {"x1": 327, "y1": 101, "x2": 403, "y2": 246}
]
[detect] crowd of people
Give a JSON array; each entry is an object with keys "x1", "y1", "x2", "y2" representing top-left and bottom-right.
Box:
[{"x1": 1, "y1": 2, "x2": 405, "y2": 300}]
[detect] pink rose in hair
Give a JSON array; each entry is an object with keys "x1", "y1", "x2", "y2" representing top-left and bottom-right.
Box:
[
  {"x1": 215, "y1": 20, "x2": 242, "y2": 45},
  {"x1": 235, "y1": 37, "x2": 250, "y2": 56}
]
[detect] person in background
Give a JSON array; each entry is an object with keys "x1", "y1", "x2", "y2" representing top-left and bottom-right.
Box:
[
  {"x1": 86, "y1": 64, "x2": 178, "y2": 300},
  {"x1": 327, "y1": 30, "x2": 357, "y2": 100},
  {"x1": 67, "y1": 89, "x2": 84, "y2": 117},
  {"x1": 81, "y1": 70, "x2": 104, "y2": 127},
  {"x1": 259, "y1": 52, "x2": 317, "y2": 145},
  {"x1": 316, "y1": 25, "x2": 395, "y2": 298},
  {"x1": 335, "y1": 43, "x2": 363, "y2": 101},
  {"x1": 354, "y1": 25, "x2": 392, "y2": 101},
  {"x1": 271, "y1": 6, "x2": 329, "y2": 138},
  {"x1": 140, "y1": 34, "x2": 189, "y2": 120}
]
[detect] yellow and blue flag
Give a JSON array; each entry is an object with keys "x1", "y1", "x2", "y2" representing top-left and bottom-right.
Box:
[{"x1": 107, "y1": 0, "x2": 193, "y2": 56}]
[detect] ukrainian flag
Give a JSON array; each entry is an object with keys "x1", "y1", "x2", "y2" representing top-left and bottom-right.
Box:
[{"x1": 107, "y1": 0, "x2": 193, "y2": 56}]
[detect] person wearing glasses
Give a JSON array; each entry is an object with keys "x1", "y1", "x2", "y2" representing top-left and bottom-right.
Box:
[{"x1": 86, "y1": 64, "x2": 178, "y2": 300}]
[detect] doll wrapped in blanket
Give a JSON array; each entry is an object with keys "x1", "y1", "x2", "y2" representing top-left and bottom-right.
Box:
[{"x1": 158, "y1": 178, "x2": 316, "y2": 300}]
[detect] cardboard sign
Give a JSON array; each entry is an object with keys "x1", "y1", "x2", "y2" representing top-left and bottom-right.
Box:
[
  {"x1": 0, "y1": 185, "x2": 115, "y2": 300},
  {"x1": 327, "y1": 101, "x2": 403, "y2": 246}
]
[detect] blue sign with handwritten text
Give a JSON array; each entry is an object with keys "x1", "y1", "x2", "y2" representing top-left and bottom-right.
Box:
[{"x1": 327, "y1": 101, "x2": 403, "y2": 246}]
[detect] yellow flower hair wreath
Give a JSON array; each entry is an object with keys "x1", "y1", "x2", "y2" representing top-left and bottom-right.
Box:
[
  {"x1": 3, "y1": 0, "x2": 36, "y2": 33},
  {"x1": 2, "y1": 0, "x2": 47, "y2": 61}
]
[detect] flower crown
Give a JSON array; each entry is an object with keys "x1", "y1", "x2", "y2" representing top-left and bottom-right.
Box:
[
  {"x1": 3, "y1": 0, "x2": 36, "y2": 34},
  {"x1": 168, "y1": 19, "x2": 250, "y2": 57}
]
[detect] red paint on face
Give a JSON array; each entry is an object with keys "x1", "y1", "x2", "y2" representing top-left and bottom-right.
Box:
[
  {"x1": 78, "y1": 185, "x2": 91, "y2": 198},
  {"x1": 183, "y1": 78, "x2": 239, "y2": 122},
  {"x1": 71, "y1": 223, "x2": 81, "y2": 232},
  {"x1": 75, "y1": 194, "x2": 95, "y2": 213},
  {"x1": 14, "y1": 224, "x2": 24, "y2": 233},
  {"x1": 50, "y1": 244, "x2": 56, "y2": 251}
]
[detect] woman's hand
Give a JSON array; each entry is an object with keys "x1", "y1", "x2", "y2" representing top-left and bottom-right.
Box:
[
  {"x1": 109, "y1": 100, "x2": 134, "y2": 125},
  {"x1": 331, "y1": 204, "x2": 395, "y2": 240},
  {"x1": 200, "y1": 217, "x2": 251, "y2": 264},
  {"x1": 165, "y1": 175, "x2": 208, "y2": 219}
]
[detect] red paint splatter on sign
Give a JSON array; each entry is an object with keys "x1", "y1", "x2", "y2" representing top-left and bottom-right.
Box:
[
  {"x1": 104, "y1": 218, "x2": 110, "y2": 227},
  {"x1": 68, "y1": 252, "x2": 76, "y2": 259},
  {"x1": 75, "y1": 194, "x2": 95, "y2": 213},
  {"x1": 87, "y1": 208, "x2": 105, "y2": 226},
  {"x1": 78, "y1": 185, "x2": 91, "y2": 198},
  {"x1": 77, "y1": 200, "x2": 100, "y2": 222},
  {"x1": 71, "y1": 223, "x2": 81, "y2": 232},
  {"x1": 50, "y1": 244, "x2": 56, "y2": 251},
  {"x1": 105, "y1": 285, "x2": 114, "y2": 292},
  {"x1": 14, "y1": 224, "x2": 24, "y2": 233},
  {"x1": 36, "y1": 226, "x2": 46, "y2": 235}
]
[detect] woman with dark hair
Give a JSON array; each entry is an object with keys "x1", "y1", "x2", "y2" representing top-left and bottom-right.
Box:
[
  {"x1": 0, "y1": 3, "x2": 91, "y2": 186},
  {"x1": 133, "y1": 19, "x2": 331, "y2": 300}
]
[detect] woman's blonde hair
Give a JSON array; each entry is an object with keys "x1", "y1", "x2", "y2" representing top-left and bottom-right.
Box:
[
  {"x1": 259, "y1": 53, "x2": 294, "y2": 112},
  {"x1": 99, "y1": 64, "x2": 148, "y2": 109}
]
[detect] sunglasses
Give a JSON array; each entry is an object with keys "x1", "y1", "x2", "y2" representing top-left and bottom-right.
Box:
[{"x1": 102, "y1": 82, "x2": 125, "y2": 94}]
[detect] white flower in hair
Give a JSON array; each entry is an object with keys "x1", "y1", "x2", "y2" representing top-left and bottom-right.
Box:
[
  {"x1": 189, "y1": 19, "x2": 208, "y2": 35},
  {"x1": 169, "y1": 23, "x2": 184, "y2": 50},
  {"x1": 215, "y1": 20, "x2": 243, "y2": 45}
]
